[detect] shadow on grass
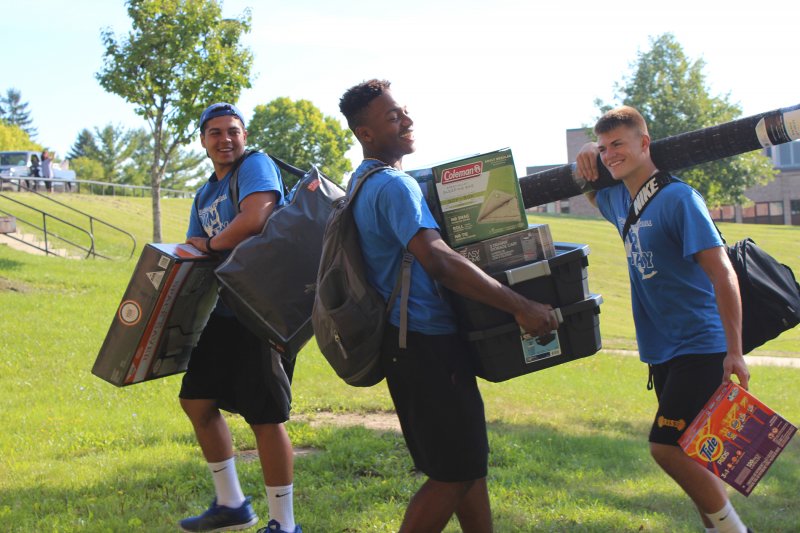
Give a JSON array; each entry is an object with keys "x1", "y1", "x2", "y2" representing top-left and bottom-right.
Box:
[{"x1": 1, "y1": 421, "x2": 797, "y2": 533}]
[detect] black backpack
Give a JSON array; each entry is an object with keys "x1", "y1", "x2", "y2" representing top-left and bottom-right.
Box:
[
  {"x1": 311, "y1": 165, "x2": 413, "y2": 387},
  {"x1": 725, "y1": 238, "x2": 800, "y2": 354}
]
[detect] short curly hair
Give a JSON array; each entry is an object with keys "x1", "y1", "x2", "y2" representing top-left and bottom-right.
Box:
[{"x1": 339, "y1": 79, "x2": 392, "y2": 131}]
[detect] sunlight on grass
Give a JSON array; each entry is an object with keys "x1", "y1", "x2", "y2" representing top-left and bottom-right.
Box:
[{"x1": 1, "y1": 196, "x2": 798, "y2": 531}]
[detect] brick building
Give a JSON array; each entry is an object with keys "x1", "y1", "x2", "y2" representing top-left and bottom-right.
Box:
[{"x1": 525, "y1": 128, "x2": 800, "y2": 225}]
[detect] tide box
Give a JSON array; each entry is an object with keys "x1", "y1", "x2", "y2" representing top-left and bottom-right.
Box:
[
  {"x1": 92, "y1": 243, "x2": 220, "y2": 386},
  {"x1": 410, "y1": 148, "x2": 527, "y2": 247},
  {"x1": 454, "y1": 223, "x2": 555, "y2": 274},
  {"x1": 679, "y1": 382, "x2": 797, "y2": 496}
]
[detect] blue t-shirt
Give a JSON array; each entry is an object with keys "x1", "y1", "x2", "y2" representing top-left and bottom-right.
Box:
[
  {"x1": 350, "y1": 159, "x2": 457, "y2": 335},
  {"x1": 187, "y1": 152, "x2": 285, "y2": 239},
  {"x1": 187, "y1": 152, "x2": 285, "y2": 316},
  {"x1": 595, "y1": 176, "x2": 726, "y2": 364}
]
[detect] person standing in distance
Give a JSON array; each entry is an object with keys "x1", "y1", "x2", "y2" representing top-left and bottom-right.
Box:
[
  {"x1": 339, "y1": 79, "x2": 558, "y2": 532},
  {"x1": 576, "y1": 106, "x2": 752, "y2": 533},
  {"x1": 180, "y1": 103, "x2": 301, "y2": 533}
]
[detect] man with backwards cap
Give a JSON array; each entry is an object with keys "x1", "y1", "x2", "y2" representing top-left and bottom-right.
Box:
[{"x1": 179, "y1": 103, "x2": 301, "y2": 533}]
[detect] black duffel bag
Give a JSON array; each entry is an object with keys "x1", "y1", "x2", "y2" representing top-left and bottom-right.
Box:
[{"x1": 726, "y1": 237, "x2": 800, "y2": 354}]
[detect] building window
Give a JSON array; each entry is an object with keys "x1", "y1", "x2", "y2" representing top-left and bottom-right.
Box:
[
  {"x1": 775, "y1": 140, "x2": 800, "y2": 169},
  {"x1": 792, "y1": 200, "x2": 800, "y2": 216}
]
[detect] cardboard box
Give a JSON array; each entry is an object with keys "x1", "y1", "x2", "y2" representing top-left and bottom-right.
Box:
[
  {"x1": 410, "y1": 149, "x2": 527, "y2": 247},
  {"x1": 454, "y1": 223, "x2": 556, "y2": 273},
  {"x1": 92, "y1": 243, "x2": 220, "y2": 386},
  {"x1": 407, "y1": 167, "x2": 444, "y2": 228},
  {"x1": 0, "y1": 215, "x2": 16, "y2": 234},
  {"x1": 679, "y1": 382, "x2": 797, "y2": 496},
  {"x1": 448, "y1": 243, "x2": 600, "y2": 382}
]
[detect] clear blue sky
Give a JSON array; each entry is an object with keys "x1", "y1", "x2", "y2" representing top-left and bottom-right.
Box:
[{"x1": 1, "y1": 0, "x2": 797, "y2": 178}]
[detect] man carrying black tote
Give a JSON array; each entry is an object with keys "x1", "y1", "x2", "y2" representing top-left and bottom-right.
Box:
[
  {"x1": 576, "y1": 106, "x2": 752, "y2": 533},
  {"x1": 180, "y1": 103, "x2": 301, "y2": 533}
]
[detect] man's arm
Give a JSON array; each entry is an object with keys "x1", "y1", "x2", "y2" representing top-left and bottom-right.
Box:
[
  {"x1": 407, "y1": 228, "x2": 559, "y2": 337},
  {"x1": 695, "y1": 246, "x2": 750, "y2": 389},
  {"x1": 575, "y1": 142, "x2": 600, "y2": 207},
  {"x1": 186, "y1": 191, "x2": 278, "y2": 253}
]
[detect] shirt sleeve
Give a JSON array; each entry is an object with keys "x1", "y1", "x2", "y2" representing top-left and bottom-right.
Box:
[
  {"x1": 236, "y1": 153, "x2": 284, "y2": 208},
  {"x1": 673, "y1": 186, "x2": 724, "y2": 260},
  {"x1": 376, "y1": 172, "x2": 440, "y2": 247}
]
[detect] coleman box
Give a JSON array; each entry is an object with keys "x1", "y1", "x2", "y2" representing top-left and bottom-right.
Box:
[
  {"x1": 410, "y1": 148, "x2": 527, "y2": 247},
  {"x1": 454, "y1": 223, "x2": 556, "y2": 274},
  {"x1": 679, "y1": 382, "x2": 797, "y2": 496},
  {"x1": 448, "y1": 242, "x2": 600, "y2": 382},
  {"x1": 407, "y1": 167, "x2": 444, "y2": 228},
  {"x1": 92, "y1": 243, "x2": 220, "y2": 386}
]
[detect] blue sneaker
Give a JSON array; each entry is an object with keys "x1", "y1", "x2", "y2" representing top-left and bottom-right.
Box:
[
  {"x1": 256, "y1": 519, "x2": 302, "y2": 533},
  {"x1": 179, "y1": 497, "x2": 259, "y2": 532}
]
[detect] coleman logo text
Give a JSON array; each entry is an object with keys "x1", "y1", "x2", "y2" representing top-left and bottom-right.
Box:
[{"x1": 441, "y1": 163, "x2": 483, "y2": 184}]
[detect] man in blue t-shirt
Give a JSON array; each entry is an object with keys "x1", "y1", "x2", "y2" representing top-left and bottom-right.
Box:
[
  {"x1": 577, "y1": 106, "x2": 751, "y2": 533},
  {"x1": 179, "y1": 103, "x2": 301, "y2": 533},
  {"x1": 339, "y1": 79, "x2": 558, "y2": 532}
]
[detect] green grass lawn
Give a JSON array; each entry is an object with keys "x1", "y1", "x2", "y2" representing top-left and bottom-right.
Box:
[{"x1": 0, "y1": 194, "x2": 798, "y2": 532}]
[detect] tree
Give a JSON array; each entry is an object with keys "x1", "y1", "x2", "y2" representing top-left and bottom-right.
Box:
[
  {"x1": 248, "y1": 97, "x2": 354, "y2": 188},
  {"x1": 91, "y1": 124, "x2": 144, "y2": 183},
  {"x1": 96, "y1": 0, "x2": 253, "y2": 242},
  {"x1": 123, "y1": 132, "x2": 209, "y2": 190},
  {"x1": 595, "y1": 33, "x2": 776, "y2": 206},
  {"x1": 67, "y1": 129, "x2": 99, "y2": 161},
  {"x1": 0, "y1": 122, "x2": 40, "y2": 151},
  {"x1": 1, "y1": 89, "x2": 37, "y2": 138},
  {"x1": 69, "y1": 157, "x2": 105, "y2": 183}
]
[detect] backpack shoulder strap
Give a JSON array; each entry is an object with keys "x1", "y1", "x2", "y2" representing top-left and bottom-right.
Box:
[
  {"x1": 347, "y1": 164, "x2": 414, "y2": 349},
  {"x1": 229, "y1": 150, "x2": 298, "y2": 212},
  {"x1": 227, "y1": 150, "x2": 260, "y2": 214}
]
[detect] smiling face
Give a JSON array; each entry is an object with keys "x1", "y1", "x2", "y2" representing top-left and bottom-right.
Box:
[
  {"x1": 355, "y1": 90, "x2": 415, "y2": 168},
  {"x1": 596, "y1": 124, "x2": 655, "y2": 185},
  {"x1": 200, "y1": 115, "x2": 247, "y2": 175}
]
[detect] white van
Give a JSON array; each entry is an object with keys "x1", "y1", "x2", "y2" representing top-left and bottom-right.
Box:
[{"x1": 0, "y1": 150, "x2": 76, "y2": 190}]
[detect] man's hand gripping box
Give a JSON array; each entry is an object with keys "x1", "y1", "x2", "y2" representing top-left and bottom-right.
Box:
[
  {"x1": 679, "y1": 382, "x2": 797, "y2": 496},
  {"x1": 92, "y1": 243, "x2": 220, "y2": 386}
]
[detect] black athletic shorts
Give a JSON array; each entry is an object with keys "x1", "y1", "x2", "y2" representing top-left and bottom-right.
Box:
[
  {"x1": 648, "y1": 352, "x2": 725, "y2": 446},
  {"x1": 179, "y1": 312, "x2": 295, "y2": 425},
  {"x1": 380, "y1": 324, "x2": 489, "y2": 482}
]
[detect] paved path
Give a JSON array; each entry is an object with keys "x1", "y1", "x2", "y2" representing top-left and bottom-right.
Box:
[{"x1": 602, "y1": 349, "x2": 800, "y2": 368}]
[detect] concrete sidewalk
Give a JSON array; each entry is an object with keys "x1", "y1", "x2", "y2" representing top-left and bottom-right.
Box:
[{"x1": 603, "y1": 349, "x2": 800, "y2": 368}]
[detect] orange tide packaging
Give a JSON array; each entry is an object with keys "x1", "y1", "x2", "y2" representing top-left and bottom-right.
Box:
[{"x1": 679, "y1": 382, "x2": 796, "y2": 496}]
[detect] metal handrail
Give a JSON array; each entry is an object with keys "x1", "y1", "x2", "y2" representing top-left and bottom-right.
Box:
[
  {"x1": 70, "y1": 178, "x2": 193, "y2": 198},
  {"x1": 3, "y1": 182, "x2": 138, "y2": 259},
  {"x1": 0, "y1": 202, "x2": 96, "y2": 259},
  {"x1": 2, "y1": 175, "x2": 194, "y2": 198}
]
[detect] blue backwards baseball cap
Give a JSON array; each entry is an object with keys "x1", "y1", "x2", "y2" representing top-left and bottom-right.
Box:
[{"x1": 199, "y1": 103, "x2": 245, "y2": 132}]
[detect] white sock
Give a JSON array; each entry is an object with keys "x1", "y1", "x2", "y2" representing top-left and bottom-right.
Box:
[
  {"x1": 266, "y1": 484, "x2": 295, "y2": 530},
  {"x1": 705, "y1": 528, "x2": 718, "y2": 533},
  {"x1": 208, "y1": 458, "x2": 245, "y2": 508},
  {"x1": 706, "y1": 501, "x2": 747, "y2": 533}
]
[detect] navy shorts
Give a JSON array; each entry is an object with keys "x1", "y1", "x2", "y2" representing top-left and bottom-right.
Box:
[
  {"x1": 179, "y1": 312, "x2": 295, "y2": 425},
  {"x1": 648, "y1": 353, "x2": 725, "y2": 446},
  {"x1": 380, "y1": 325, "x2": 489, "y2": 482}
]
